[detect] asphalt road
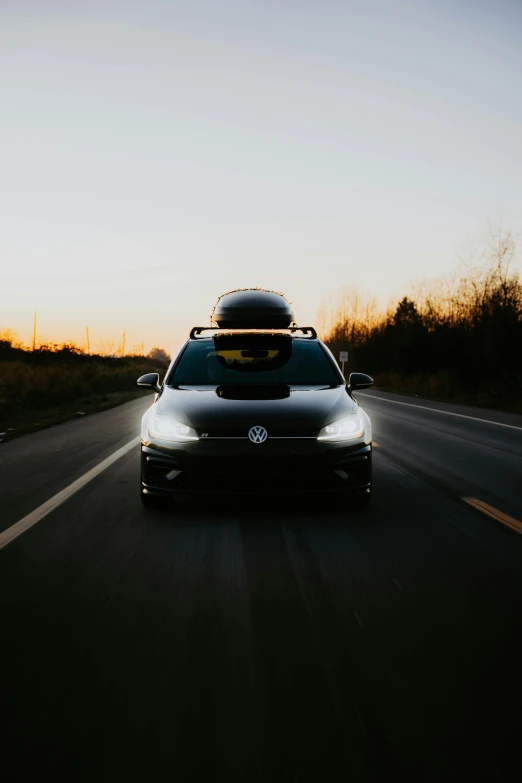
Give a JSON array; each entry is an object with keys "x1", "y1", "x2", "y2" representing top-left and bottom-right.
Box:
[{"x1": 1, "y1": 390, "x2": 522, "y2": 782}]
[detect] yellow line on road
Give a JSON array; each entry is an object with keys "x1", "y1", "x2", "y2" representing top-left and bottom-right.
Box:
[
  {"x1": 462, "y1": 497, "x2": 522, "y2": 536},
  {"x1": 0, "y1": 436, "x2": 141, "y2": 552}
]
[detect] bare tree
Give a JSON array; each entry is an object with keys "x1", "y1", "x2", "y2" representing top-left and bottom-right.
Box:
[
  {"x1": 0, "y1": 328, "x2": 19, "y2": 347},
  {"x1": 96, "y1": 339, "x2": 118, "y2": 357},
  {"x1": 147, "y1": 347, "x2": 170, "y2": 364}
]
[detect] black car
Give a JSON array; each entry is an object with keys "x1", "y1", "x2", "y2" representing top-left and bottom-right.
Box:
[{"x1": 137, "y1": 289, "x2": 373, "y2": 509}]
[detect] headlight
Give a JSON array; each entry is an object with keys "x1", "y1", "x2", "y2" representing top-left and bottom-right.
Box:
[
  {"x1": 148, "y1": 415, "x2": 199, "y2": 442},
  {"x1": 317, "y1": 414, "x2": 365, "y2": 442}
]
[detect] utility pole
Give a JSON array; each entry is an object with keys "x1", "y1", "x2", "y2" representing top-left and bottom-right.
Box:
[
  {"x1": 86, "y1": 327, "x2": 90, "y2": 355},
  {"x1": 32, "y1": 312, "x2": 37, "y2": 351},
  {"x1": 121, "y1": 330, "x2": 126, "y2": 357}
]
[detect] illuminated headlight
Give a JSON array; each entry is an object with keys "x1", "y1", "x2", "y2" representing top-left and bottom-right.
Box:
[
  {"x1": 148, "y1": 415, "x2": 199, "y2": 442},
  {"x1": 317, "y1": 414, "x2": 365, "y2": 442}
]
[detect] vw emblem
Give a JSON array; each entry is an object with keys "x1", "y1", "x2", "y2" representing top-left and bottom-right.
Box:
[{"x1": 248, "y1": 425, "x2": 268, "y2": 444}]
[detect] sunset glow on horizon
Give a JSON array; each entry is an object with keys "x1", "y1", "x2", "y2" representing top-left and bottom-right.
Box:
[{"x1": 1, "y1": 0, "x2": 521, "y2": 353}]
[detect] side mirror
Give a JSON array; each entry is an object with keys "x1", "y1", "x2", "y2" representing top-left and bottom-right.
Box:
[
  {"x1": 137, "y1": 372, "x2": 161, "y2": 392},
  {"x1": 349, "y1": 372, "x2": 373, "y2": 391}
]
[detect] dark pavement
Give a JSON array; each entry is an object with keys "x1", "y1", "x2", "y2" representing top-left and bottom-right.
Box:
[{"x1": 1, "y1": 391, "x2": 521, "y2": 782}]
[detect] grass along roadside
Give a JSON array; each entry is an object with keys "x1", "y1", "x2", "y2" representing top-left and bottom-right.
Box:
[
  {"x1": 0, "y1": 349, "x2": 168, "y2": 443},
  {"x1": 0, "y1": 390, "x2": 148, "y2": 442},
  {"x1": 366, "y1": 371, "x2": 522, "y2": 415}
]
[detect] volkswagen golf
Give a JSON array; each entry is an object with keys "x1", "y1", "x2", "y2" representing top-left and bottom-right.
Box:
[{"x1": 137, "y1": 289, "x2": 373, "y2": 509}]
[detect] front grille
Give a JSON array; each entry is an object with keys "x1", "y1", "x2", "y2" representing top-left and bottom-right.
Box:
[
  {"x1": 197, "y1": 427, "x2": 318, "y2": 438},
  {"x1": 143, "y1": 453, "x2": 371, "y2": 495},
  {"x1": 143, "y1": 445, "x2": 371, "y2": 495}
]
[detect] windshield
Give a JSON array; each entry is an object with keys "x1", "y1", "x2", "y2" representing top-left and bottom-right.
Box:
[{"x1": 167, "y1": 336, "x2": 341, "y2": 386}]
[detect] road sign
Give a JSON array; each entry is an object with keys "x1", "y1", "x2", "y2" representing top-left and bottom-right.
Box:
[{"x1": 339, "y1": 350, "x2": 348, "y2": 377}]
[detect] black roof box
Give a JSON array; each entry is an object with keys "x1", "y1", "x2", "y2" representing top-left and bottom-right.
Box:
[{"x1": 211, "y1": 289, "x2": 295, "y2": 329}]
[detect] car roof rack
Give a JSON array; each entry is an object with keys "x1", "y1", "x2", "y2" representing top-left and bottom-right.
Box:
[
  {"x1": 289, "y1": 326, "x2": 317, "y2": 338},
  {"x1": 189, "y1": 325, "x2": 317, "y2": 339}
]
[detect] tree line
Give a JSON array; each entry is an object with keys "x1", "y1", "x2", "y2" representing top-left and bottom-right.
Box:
[
  {"x1": 321, "y1": 226, "x2": 522, "y2": 403},
  {"x1": 0, "y1": 338, "x2": 170, "y2": 366}
]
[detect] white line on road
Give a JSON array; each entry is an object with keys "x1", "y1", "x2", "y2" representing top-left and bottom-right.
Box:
[
  {"x1": 393, "y1": 578, "x2": 404, "y2": 592},
  {"x1": 0, "y1": 436, "x2": 141, "y2": 552},
  {"x1": 353, "y1": 610, "x2": 362, "y2": 628},
  {"x1": 356, "y1": 393, "x2": 522, "y2": 431}
]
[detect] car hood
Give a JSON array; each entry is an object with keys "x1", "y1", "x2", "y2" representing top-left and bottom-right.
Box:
[{"x1": 157, "y1": 384, "x2": 357, "y2": 431}]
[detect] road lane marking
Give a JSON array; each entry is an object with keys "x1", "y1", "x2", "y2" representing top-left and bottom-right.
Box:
[
  {"x1": 356, "y1": 393, "x2": 522, "y2": 431},
  {"x1": 353, "y1": 610, "x2": 362, "y2": 627},
  {"x1": 0, "y1": 436, "x2": 141, "y2": 552},
  {"x1": 393, "y1": 578, "x2": 403, "y2": 592},
  {"x1": 462, "y1": 497, "x2": 522, "y2": 536}
]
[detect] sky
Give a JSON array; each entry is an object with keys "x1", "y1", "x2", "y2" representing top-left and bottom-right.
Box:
[{"x1": 1, "y1": 0, "x2": 521, "y2": 354}]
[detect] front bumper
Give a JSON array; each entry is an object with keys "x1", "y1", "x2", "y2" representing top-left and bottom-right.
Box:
[{"x1": 141, "y1": 440, "x2": 372, "y2": 497}]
